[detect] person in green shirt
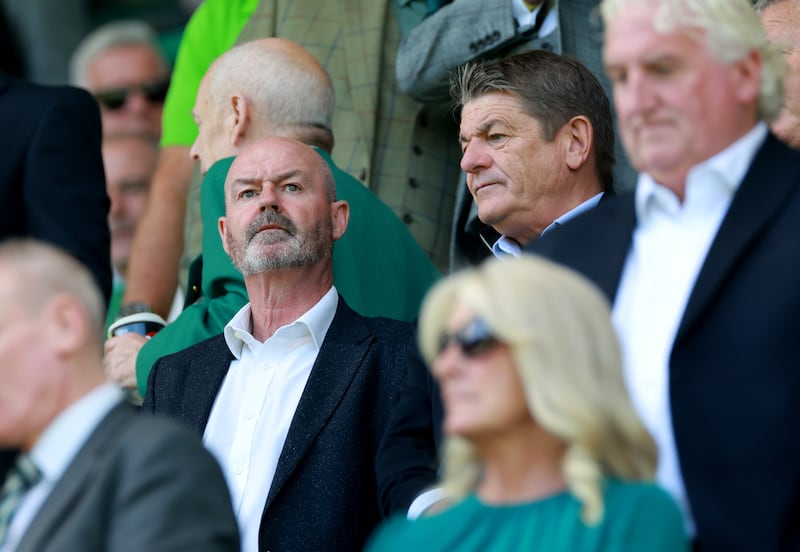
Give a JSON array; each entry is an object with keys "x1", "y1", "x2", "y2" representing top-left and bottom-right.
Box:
[
  {"x1": 103, "y1": 37, "x2": 440, "y2": 398},
  {"x1": 367, "y1": 255, "x2": 688, "y2": 551}
]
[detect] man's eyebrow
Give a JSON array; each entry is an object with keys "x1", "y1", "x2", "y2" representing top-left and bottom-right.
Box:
[
  {"x1": 231, "y1": 177, "x2": 260, "y2": 188},
  {"x1": 459, "y1": 119, "x2": 503, "y2": 144},
  {"x1": 272, "y1": 169, "x2": 304, "y2": 182}
]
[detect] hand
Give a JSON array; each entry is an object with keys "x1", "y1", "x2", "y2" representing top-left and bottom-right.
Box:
[{"x1": 103, "y1": 333, "x2": 148, "y2": 391}]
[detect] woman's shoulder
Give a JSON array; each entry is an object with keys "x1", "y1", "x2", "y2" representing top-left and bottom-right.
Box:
[
  {"x1": 602, "y1": 478, "x2": 689, "y2": 551},
  {"x1": 604, "y1": 478, "x2": 679, "y2": 512},
  {"x1": 364, "y1": 495, "x2": 489, "y2": 552}
]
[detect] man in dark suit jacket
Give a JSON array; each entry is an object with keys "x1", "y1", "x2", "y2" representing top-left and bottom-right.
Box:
[
  {"x1": 395, "y1": 0, "x2": 637, "y2": 269},
  {"x1": 376, "y1": 48, "x2": 615, "y2": 517},
  {"x1": 527, "y1": 1, "x2": 800, "y2": 549},
  {"x1": 0, "y1": 73, "x2": 111, "y2": 303},
  {"x1": 0, "y1": 239, "x2": 239, "y2": 552},
  {"x1": 143, "y1": 137, "x2": 418, "y2": 551}
]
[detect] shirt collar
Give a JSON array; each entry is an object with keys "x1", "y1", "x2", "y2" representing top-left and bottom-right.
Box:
[
  {"x1": 30, "y1": 383, "x2": 124, "y2": 482},
  {"x1": 635, "y1": 122, "x2": 768, "y2": 220},
  {"x1": 223, "y1": 286, "x2": 339, "y2": 358},
  {"x1": 492, "y1": 192, "x2": 605, "y2": 258}
]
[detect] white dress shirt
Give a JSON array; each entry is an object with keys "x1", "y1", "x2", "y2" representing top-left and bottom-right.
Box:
[
  {"x1": 612, "y1": 123, "x2": 768, "y2": 536},
  {"x1": 1, "y1": 384, "x2": 124, "y2": 552},
  {"x1": 203, "y1": 287, "x2": 338, "y2": 552}
]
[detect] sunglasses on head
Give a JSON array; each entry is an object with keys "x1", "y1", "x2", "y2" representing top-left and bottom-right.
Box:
[
  {"x1": 94, "y1": 79, "x2": 170, "y2": 111},
  {"x1": 437, "y1": 317, "x2": 500, "y2": 358}
]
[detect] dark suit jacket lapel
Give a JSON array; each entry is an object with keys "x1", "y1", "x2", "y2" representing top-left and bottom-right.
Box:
[
  {"x1": 180, "y1": 335, "x2": 234, "y2": 435},
  {"x1": 263, "y1": 300, "x2": 370, "y2": 511},
  {"x1": 676, "y1": 134, "x2": 800, "y2": 343},
  {"x1": 16, "y1": 402, "x2": 132, "y2": 552}
]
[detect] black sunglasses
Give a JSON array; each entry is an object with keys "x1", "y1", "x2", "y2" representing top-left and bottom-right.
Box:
[
  {"x1": 94, "y1": 79, "x2": 170, "y2": 111},
  {"x1": 437, "y1": 318, "x2": 500, "y2": 358}
]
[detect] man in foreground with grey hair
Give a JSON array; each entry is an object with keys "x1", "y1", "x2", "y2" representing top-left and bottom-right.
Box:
[
  {"x1": 0, "y1": 239, "x2": 239, "y2": 551},
  {"x1": 529, "y1": 0, "x2": 800, "y2": 548}
]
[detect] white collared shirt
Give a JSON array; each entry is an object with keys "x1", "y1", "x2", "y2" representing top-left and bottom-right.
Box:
[
  {"x1": 203, "y1": 287, "x2": 338, "y2": 552},
  {"x1": 511, "y1": 0, "x2": 558, "y2": 36},
  {"x1": 492, "y1": 192, "x2": 604, "y2": 258},
  {"x1": 612, "y1": 123, "x2": 768, "y2": 536},
  {"x1": 1, "y1": 384, "x2": 124, "y2": 552}
]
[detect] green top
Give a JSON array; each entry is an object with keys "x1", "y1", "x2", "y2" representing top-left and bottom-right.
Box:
[
  {"x1": 367, "y1": 479, "x2": 688, "y2": 552},
  {"x1": 136, "y1": 151, "x2": 441, "y2": 395},
  {"x1": 160, "y1": 0, "x2": 434, "y2": 146},
  {"x1": 160, "y1": 0, "x2": 258, "y2": 147},
  {"x1": 104, "y1": 277, "x2": 125, "y2": 334}
]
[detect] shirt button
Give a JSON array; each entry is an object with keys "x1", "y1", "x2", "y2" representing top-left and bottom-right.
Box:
[
  {"x1": 246, "y1": 411, "x2": 255, "y2": 420},
  {"x1": 234, "y1": 466, "x2": 243, "y2": 475}
]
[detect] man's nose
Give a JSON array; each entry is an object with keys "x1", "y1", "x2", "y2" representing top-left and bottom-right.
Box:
[{"x1": 460, "y1": 141, "x2": 492, "y2": 174}]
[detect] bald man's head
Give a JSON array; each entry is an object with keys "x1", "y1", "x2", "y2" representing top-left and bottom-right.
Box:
[
  {"x1": 0, "y1": 239, "x2": 107, "y2": 449},
  {"x1": 190, "y1": 39, "x2": 336, "y2": 172},
  {"x1": 218, "y1": 137, "x2": 348, "y2": 277}
]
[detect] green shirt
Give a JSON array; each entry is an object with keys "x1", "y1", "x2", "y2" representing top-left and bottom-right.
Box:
[
  {"x1": 136, "y1": 151, "x2": 441, "y2": 395},
  {"x1": 367, "y1": 479, "x2": 688, "y2": 552}
]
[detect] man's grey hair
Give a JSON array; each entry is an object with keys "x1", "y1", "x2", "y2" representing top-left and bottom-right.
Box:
[
  {"x1": 754, "y1": 0, "x2": 788, "y2": 13},
  {"x1": 70, "y1": 20, "x2": 167, "y2": 87},
  {"x1": 600, "y1": 0, "x2": 785, "y2": 122}
]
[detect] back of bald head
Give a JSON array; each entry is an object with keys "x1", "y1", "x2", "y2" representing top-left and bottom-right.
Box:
[
  {"x1": 205, "y1": 38, "x2": 335, "y2": 152},
  {"x1": 0, "y1": 239, "x2": 105, "y2": 340}
]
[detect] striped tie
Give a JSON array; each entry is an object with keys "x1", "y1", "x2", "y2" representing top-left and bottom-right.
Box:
[{"x1": 0, "y1": 454, "x2": 41, "y2": 545}]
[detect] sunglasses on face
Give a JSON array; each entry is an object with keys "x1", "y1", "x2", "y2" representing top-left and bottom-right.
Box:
[
  {"x1": 437, "y1": 317, "x2": 500, "y2": 358},
  {"x1": 94, "y1": 79, "x2": 170, "y2": 111}
]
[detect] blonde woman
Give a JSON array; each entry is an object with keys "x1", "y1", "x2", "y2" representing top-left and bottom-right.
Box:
[{"x1": 367, "y1": 256, "x2": 687, "y2": 551}]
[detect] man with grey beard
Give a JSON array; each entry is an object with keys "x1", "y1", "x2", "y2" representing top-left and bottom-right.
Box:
[{"x1": 142, "y1": 136, "x2": 421, "y2": 552}]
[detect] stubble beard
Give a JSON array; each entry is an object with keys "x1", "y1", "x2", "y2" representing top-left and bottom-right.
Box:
[{"x1": 228, "y1": 210, "x2": 333, "y2": 276}]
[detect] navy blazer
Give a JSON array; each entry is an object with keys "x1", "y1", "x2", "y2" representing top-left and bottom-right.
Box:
[
  {"x1": 142, "y1": 298, "x2": 417, "y2": 552},
  {"x1": 528, "y1": 133, "x2": 800, "y2": 551},
  {"x1": 0, "y1": 73, "x2": 111, "y2": 302}
]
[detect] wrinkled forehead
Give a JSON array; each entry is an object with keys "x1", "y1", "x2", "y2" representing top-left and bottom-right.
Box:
[{"x1": 224, "y1": 152, "x2": 319, "y2": 191}]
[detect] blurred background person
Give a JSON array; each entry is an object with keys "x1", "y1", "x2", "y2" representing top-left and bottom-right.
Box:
[
  {"x1": 757, "y1": 0, "x2": 800, "y2": 148},
  {"x1": 103, "y1": 131, "x2": 183, "y2": 331},
  {"x1": 70, "y1": 19, "x2": 170, "y2": 138},
  {"x1": 368, "y1": 256, "x2": 686, "y2": 551}
]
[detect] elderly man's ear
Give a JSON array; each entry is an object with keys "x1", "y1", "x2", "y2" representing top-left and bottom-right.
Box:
[
  {"x1": 563, "y1": 115, "x2": 593, "y2": 170},
  {"x1": 228, "y1": 93, "x2": 252, "y2": 147},
  {"x1": 46, "y1": 294, "x2": 91, "y2": 356}
]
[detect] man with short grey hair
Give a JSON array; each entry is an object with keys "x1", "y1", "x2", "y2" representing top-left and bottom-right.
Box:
[{"x1": 70, "y1": 20, "x2": 169, "y2": 137}]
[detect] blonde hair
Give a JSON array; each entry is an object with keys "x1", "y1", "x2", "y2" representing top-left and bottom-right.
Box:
[
  {"x1": 418, "y1": 256, "x2": 657, "y2": 524},
  {"x1": 600, "y1": 0, "x2": 785, "y2": 122}
]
